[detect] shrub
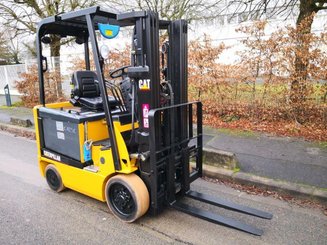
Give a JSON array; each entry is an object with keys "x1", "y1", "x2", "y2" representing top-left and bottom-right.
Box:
[{"x1": 15, "y1": 65, "x2": 66, "y2": 107}]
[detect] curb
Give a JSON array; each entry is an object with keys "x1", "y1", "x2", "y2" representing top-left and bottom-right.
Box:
[
  {"x1": 10, "y1": 117, "x2": 33, "y2": 128},
  {"x1": 0, "y1": 122, "x2": 36, "y2": 139},
  {"x1": 203, "y1": 147, "x2": 239, "y2": 170},
  {"x1": 201, "y1": 164, "x2": 327, "y2": 204},
  {"x1": 1, "y1": 121, "x2": 326, "y2": 204}
]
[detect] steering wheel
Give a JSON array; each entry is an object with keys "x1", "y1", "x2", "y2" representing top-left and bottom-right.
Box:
[{"x1": 109, "y1": 65, "x2": 130, "y2": 79}]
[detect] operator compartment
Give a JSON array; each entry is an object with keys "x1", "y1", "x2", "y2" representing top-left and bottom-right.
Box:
[{"x1": 36, "y1": 68, "x2": 134, "y2": 164}]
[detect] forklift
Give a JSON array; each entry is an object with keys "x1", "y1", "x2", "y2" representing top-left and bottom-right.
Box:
[{"x1": 34, "y1": 6, "x2": 272, "y2": 236}]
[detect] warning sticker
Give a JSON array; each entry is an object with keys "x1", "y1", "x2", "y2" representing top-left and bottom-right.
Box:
[
  {"x1": 142, "y1": 104, "x2": 149, "y2": 128},
  {"x1": 144, "y1": 118, "x2": 149, "y2": 128},
  {"x1": 57, "y1": 132, "x2": 65, "y2": 140},
  {"x1": 56, "y1": 121, "x2": 64, "y2": 131}
]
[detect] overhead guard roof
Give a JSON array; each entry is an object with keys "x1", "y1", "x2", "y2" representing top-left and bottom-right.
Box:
[{"x1": 37, "y1": 6, "x2": 143, "y2": 37}]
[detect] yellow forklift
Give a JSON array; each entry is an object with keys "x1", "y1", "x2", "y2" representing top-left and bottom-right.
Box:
[{"x1": 34, "y1": 6, "x2": 272, "y2": 235}]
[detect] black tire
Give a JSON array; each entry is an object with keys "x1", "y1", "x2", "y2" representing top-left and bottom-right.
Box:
[
  {"x1": 45, "y1": 165, "x2": 65, "y2": 192},
  {"x1": 105, "y1": 174, "x2": 149, "y2": 223}
]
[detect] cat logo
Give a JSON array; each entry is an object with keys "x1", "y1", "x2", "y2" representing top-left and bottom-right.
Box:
[
  {"x1": 139, "y1": 79, "x2": 150, "y2": 90},
  {"x1": 43, "y1": 150, "x2": 61, "y2": 162}
]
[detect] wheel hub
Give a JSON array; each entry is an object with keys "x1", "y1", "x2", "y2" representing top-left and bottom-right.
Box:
[
  {"x1": 46, "y1": 169, "x2": 59, "y2": 189},
  {"x1": 110, "y1": 183, "x2": 135, "y2": 216},
  {"x1": 114, "y1": 189, "x2": 130, "y2": 207}
]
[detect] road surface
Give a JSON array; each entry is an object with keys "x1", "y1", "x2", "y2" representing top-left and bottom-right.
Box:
[{"x1": 0, "y1": 131, "x2": 326, "y2": 244}]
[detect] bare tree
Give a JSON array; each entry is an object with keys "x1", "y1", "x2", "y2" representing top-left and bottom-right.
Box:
[
  {"x1": 0, "y1": 0, "x2": 99, "y2": 95},
  {"x1": 105, "y1": 0, "x2": 221, "y2": 21},
  {"x1": 23, "y1": 41, "x2": 37, "y2": 59},
  {"x1": 0, "y1": 0, "x2": 222, "y2": 60},
  {"x1": 0, "y1": 29, "x2": 21, "y2": 64},
  {"x1": 224, "y1": 0, "x2": 327, "y2": 108},
  {"x1": 224, "y1": 1, "x2": 327, "y2": 32},
  {"x1": 0, "y1": 0, "x2": 99, "y2": 57},
  {"x1": 0, "y1": 31, "x2": 11, "y2": 64}
]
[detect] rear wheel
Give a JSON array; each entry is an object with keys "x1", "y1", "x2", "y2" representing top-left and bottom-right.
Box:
[
  {"x1": 45, "y1": 165, "x2": 65, "y2": 192},
  {"x1": 105, "y1": 174, "x2": 149, "y2": 222}
]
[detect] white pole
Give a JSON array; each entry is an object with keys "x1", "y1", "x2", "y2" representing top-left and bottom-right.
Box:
[
  {"x1": 25, "y1": 59, "x2": 28, "y2": 72},
  {"x1": 4, "y1": 66, "x2": 9, "y2": 89}
]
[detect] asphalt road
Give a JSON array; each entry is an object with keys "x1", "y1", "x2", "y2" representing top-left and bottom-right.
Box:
[{"x1": 0, "y1": 131, "x2": 326, "y2": 244}]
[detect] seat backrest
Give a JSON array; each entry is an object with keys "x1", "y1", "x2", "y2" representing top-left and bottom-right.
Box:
[{"x1": 71, "y1": 71, "x2": 100, "y2": 98}]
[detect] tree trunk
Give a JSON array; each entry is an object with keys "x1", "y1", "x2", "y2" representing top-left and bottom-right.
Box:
[
  {"x1": 13, "y1": 55, "x2": 20, "y2": 64},
  {"x1": 50, "y1": 35, "x2": 62, "y2": 97},
  {"x1": 291, "y1": 0, "x2": 317, "y2": 122}
]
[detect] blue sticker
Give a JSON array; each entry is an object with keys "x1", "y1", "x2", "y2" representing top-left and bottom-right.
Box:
[
  {"x1": 98, "y1": 23, "x2": 120, "y2": 39},
  {"x1": 83, "y1": 140, "x2": 92, "y2": 162}
]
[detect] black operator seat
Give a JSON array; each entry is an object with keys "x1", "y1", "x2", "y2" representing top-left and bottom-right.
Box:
[{"x1": 70, "y1": 70, "x2": 119, "y2": 110}]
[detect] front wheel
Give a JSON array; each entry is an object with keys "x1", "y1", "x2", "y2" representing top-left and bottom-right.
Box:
[
  {"x1": 105, "y1": 174, "x2": 149, "y2": 222},
  {"x1": 45, "y1": 164, "x2": 65, "y2": 192}
]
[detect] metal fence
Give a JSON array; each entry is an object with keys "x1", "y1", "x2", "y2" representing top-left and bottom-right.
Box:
[
  {"x1": 0, "y1": 63, "x2": 34, "y2": 95},
  {"x1": 0, "y1": 55, "x2": 82, "y2": 97}
]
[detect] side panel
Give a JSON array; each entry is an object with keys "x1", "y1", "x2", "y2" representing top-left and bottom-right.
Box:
[
  {"x1": 42, "y1": 117, "x2": 81, "y2": 161},
  {"x1": 33, "y1": 105, "x2": 44, "y2": 177},
  {"x1": 40, "y1": 157, "x2": 107, "y2": 201},
  {"x1": 87, "y1": 119, "x2": 108, "y2": 141}
]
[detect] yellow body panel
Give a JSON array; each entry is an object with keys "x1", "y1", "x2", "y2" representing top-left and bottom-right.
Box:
[
  {"x1": 40, "y1": 157, "x2": 108, "y2": 201},
  {"x1": 86, "y1": 119, "x2": 108, "y2": 141},
  {"x1": 33, "y1": 102, "x2": 138, "y2": 202},
  {"x1": 78, "y1": 123, "x2": 85, "y2": 162}
]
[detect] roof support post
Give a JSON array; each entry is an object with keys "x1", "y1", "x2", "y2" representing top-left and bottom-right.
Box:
[
  {"x1": 86, "y1": 14, "x2": 121, "y2": 171},
  {"x1": 36, "y1": 30, "x2": 45, "y2": 105}
]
